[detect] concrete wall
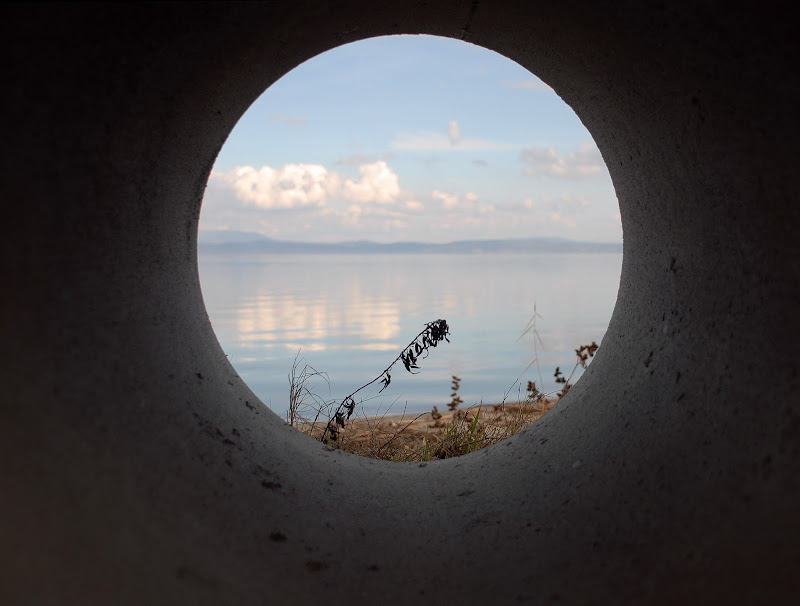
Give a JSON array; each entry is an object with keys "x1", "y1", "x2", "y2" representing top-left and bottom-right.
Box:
[{"x1": 1, "y1": 2, "x2": 797, "y2": 603}]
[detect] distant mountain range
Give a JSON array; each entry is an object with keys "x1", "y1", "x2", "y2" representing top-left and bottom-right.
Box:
[{"x1": 197, "y1": 230, "x2": 622, "y2": 254}]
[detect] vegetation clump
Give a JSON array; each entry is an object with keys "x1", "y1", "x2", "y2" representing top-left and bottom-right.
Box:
[
  {"x1": 447, "y1": 375, "x2": 463, "y2": 411},
  {"x1": 288, "y1": 316, "x2": 599, "y2": 461}
]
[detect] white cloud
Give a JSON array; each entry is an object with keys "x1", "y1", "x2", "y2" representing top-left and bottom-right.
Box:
[
  {"x1": 519, "y1": 141, "x2": 606, "y2": 179},
  {"x1": 217, "y1": 164, "x2": 329, "y2": 209},
  {"x1": 209, "y1": 161, "x2": 401, "y2": 209},
  {"x1": 548, "y1": 211, "x2": 577, "y2": 228},
  {"x1": 447, "y1": 120, "x2": 462, "y2": 145},
  {"x1": 385, "y1": 219, "x2": 408, "y2": 231},
  {"x1": 343, "y1": 205, "x2": 362, "y2": 225},
  {"x1": 542, "y1": 193, "x2": 590, "y2": 214},
  {"x1": 501, "y1": 78, "x2": 553, "y2": 92},
  {"x1": 340, "y1": 161, "x2": 399, "y2": 204},
  {"x1": 495, "y1": 194, "x2": 589, "y2": 221},
  {"x1": 200, "y1": 157, "x2": 618, "y2": 244},
  {"x1": 268, "y1": 112, "x2": 306, "y2": 126},
  {"x1": 432, "y1": 189, "x2": 459, "y2": 209},
  {"x1": 461, "y1": 216, "x2": 483, "y2": 227}
]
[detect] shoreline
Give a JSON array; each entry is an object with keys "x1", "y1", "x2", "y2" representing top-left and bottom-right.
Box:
[{"x1": 297, "y1": 400, "x2": 559, "y2": 459}]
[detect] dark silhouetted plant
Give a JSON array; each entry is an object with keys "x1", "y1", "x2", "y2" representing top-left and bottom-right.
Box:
[
  {"x1": 289, "y1": 307, "x2": 601, "y2": 461},
  {"x1": 551, "y1": 341, "x2": 598, "y2": 399},
  {"x1": 320, "y1": 319, "x2": 450, "y2": 443},
  {"x1": 447, "y1": 375, "x2": 463, "y2": 410}
]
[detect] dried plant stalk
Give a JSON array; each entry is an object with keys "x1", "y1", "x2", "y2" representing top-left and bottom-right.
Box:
[{"x1": 321, "y1": 319, "x2": 450, "y2": 443}]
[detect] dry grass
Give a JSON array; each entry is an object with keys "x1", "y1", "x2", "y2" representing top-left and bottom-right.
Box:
[{"x1": 298, "y1": 399, "x2": 557, "y2": 461}]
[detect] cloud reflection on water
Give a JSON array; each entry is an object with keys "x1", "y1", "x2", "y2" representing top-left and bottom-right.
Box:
[{"x1": 199, "y1": 252, "x2": 622, "y2": 417}]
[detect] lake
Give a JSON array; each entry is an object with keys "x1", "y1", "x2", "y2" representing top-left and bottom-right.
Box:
[{"x1": 198, "y1": 252, "x2": 622, "y2": 421}]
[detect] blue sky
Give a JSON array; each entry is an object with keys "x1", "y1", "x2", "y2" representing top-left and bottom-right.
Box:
[{"x1": 200, "y1": 35, "x2": 622, "y2": 244}]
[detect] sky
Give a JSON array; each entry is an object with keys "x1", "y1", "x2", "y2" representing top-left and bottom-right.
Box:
[{"x1": 199, "y1": 34, "x2": 622, "y2": 244}]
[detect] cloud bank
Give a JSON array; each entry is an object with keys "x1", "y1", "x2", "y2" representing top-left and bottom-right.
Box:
[
  {"x1": 519, "y1": 141, "x2": 606, "y2": 179},
  {"x1": 210, "y1": 161, "x2": 400, "y2": 209},
  {"x1": 201, "y1": 154, "x2": 619, "y2": 244}
]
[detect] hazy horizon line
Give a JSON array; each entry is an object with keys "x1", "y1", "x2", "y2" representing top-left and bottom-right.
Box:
[{"x1": 198, "y1": 229, "x2": 623, "y2": 247}]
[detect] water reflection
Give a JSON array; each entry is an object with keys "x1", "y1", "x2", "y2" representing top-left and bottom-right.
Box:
[
  {"x1": 199, "y1": 252, "x2": 622, "y2": 417},
  {"x1": 235, "y1": 293, "x2": 402, "y2": 351}
]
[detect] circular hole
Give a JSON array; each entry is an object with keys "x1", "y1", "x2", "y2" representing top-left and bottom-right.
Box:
[{"x1": 198, "y1": 34, "x2": 621, "y2": 458}]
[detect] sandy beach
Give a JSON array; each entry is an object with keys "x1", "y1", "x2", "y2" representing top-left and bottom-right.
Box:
[{"x1": 299, "y1": 400, "x2": 559, "y2": 459}]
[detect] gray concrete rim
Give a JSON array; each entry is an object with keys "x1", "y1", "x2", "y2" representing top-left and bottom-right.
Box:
[{"x1": 1, "y1": 2, "x2": 798, "y2": 604}]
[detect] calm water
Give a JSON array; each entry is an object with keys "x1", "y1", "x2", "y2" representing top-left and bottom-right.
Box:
[{"x1": 198, "y1": 252, "x2": 622, "y2": 420}]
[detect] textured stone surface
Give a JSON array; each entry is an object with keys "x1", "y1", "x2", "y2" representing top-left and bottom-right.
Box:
[{"x1": 1, "y1": 2, "x2": 798, "y2": 604}]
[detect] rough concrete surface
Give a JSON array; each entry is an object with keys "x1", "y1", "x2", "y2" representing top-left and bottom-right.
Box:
[{"x1": 1, "y1": 2, "x2": 798, "y2": 604}]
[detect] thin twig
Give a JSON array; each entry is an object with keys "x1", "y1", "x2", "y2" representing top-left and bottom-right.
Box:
[{"x1": 321, "y1": 319, "x2": 450, "y2": 443}]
